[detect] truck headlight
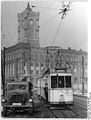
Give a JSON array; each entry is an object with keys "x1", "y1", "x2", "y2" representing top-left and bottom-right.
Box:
[
  {"x1": 29, "y1": 99, "x2": 32, "y2": 102},
  {"x1": 2, "y1": 98, "x2": 5, "y2": 102}
]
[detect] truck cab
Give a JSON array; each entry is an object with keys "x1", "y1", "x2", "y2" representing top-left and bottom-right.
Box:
[{"x1": 2, "y1": 80, "x2": 34, "y2": 116}]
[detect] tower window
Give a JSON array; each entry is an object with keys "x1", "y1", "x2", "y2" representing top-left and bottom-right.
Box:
[
  {"x1": 18, "y1": 30, "x2": 20, "y2": 33},
  {"x1": 36, "y1": 20, "x2": 39, "y2": 26},
  {"x1": 24, "y1": 28, "x2": 28, "y2": 30}
]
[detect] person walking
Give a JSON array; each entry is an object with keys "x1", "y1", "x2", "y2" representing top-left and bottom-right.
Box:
[{"x1": 44, "y1": 83, "x2": 48, "y2": 103}]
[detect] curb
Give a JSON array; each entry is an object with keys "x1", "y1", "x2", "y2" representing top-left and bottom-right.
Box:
[{"x1": 74, "y1": 94, "x2": 88, "y2": 98}]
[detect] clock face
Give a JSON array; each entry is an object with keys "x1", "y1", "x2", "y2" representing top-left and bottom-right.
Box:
[{"x1": 29, "y1": 19, "x2": 33, "y2": 25}]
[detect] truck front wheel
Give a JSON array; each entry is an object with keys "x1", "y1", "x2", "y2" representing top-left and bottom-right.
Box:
[
  {"x1": 3, "y1": 107, "x2": 8, "y2": 116},
  {"x1": 28, "y1": 108, "x2": 33, "y2": 115}
]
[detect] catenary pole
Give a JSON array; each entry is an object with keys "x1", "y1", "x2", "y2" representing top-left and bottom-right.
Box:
[{"x1": 82, "y1": 56, "x2": 84, "y2": 95}]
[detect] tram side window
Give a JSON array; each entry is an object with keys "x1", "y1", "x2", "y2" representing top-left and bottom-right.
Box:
[
  {"x1": 58, "y1": 76, "x2": 64, "y2": 88},
  {"x1": 51, "y1": 76, "x2": 57, "y2": 88},
  {"x1": 65, "y1": 76, "x2": 71, "y2": 88}
]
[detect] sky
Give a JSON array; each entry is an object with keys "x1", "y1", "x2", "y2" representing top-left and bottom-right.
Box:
[{"x1": 1, "y1": 0, "x2": 88, "y2": 51}]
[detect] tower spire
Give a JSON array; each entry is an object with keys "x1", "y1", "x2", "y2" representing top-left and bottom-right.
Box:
[{"x1": 26, "y1": 2, "x2": 31, "y2": 10}]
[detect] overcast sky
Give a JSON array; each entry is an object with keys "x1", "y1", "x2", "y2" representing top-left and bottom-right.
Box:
[{"x1": 1, "y1": 0, "x2": 87, "y2": 51}]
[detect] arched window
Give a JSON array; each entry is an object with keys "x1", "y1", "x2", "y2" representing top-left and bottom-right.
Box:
[
  {"x1": 36, "y1": 30, "x2": 39, "y2": 38},
  {"x1": 61, "y1": 55, "x2": 64, "y2": 61},
  {"x1": 66, "y1": 56, "x2": 69, "y2": 61},
  {"x1": 17, "y1": 52, "x2": 20, "y2": 58},
  {"x1": 24, "y1": 52, "x2": 28, "y2": 58},
  {"x1": 74, "y1": 56, "x2": 76, "y2": 62},
  {"x1": 71, "y1": 56, "x2": 73, "y2": 61},
  {"x1": 36, "y1": 19, "x2": 39, "y2": 26}
]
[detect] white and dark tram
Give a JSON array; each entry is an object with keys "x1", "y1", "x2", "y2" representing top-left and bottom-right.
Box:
[{"x1": 37, "y1": 68, "x2": 73, "y2": 107}]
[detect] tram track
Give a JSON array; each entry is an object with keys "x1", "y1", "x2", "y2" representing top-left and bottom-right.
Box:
[
  {"x1": 48, "y1": 106, "x2": 75, "y2": 118},
  {"x1": 74, "y1": 101, "x2": 87, "y2": 110},
  {"x1": 66, "y1": 105, "x2": 87, "y2": 118},
  {"x1": 75, "y1": 103, "x2": 87, "y2": 110},
  {"x1": 47, "y1": 104, "x2": 87, "y2": 118},
  {"x1": 38, "y1": 95, "x2": 87, "y2": 118}
]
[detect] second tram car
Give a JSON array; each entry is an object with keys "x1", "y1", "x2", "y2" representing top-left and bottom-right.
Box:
[{"x1": 37, "y1": 69, "x2": 73, "y2": 106}]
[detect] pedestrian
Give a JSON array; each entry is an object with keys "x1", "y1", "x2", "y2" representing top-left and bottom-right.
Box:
[{"x1": 44, "y1": 83, "x2": 48, "y2": 103}]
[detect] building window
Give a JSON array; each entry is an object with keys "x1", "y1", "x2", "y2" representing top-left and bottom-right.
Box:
[
  {"x1": 31, "y1": 62, "x2": 34, "y2": 67},
  {"x1": 36, "y1": 63, "x2": 39, "y2": 67},
  {"x1": 36, "y1": 70, "x2": 39, "y2": 75},
  {"x1": 18, "y1": 62, "x2": 21, "y2": 74},
  {"x1": 13, "y1": 55, "x2": 14, "y2": 60},
  {"x1": 8, "y1": 56, "x2": 10, "y2": 61},
  {"x1": 11, "y1": 56, "x2": 13, "y2": 60},
  {"x1": 9, "y1": 56, "x2": 11, "y2": 61},
  {"x1": 24, "y1": 52, "x2": 28, "y2": 58},
  {"x1": 17, "y1": 52, "x2": 20, "y2": 58},
  {"x1": 40, "y1": 54, "x2": 41, "y2": 58},
  {"x1": 66, "y1": 56, "x2": 69, "y2": 61},
  {"x1": 71, "y1": 56, "x2": 73, "y2": 61},
  {"x1": 5, "y1": 57, "x2": 7, "y2": 62},
  {"x1": 8, "y1": 64, "x2": 10, "y2": 75},
  {"x1": 36, "y1": 30, "x2": 39, "y2": 38},
  {"x1": 74, "y1": 56, "x2": 77, "y2": 62},
  {"x1": 42, "y1": 54, "x2": 44, "y2": 59},
  {"x1": 41, "y1": 63, "x2": 44, "y2": 67},
  {"x1": 27, "y1": 54, "x2": 29, "y2": 58},
  {"x1": 5, "y1": 65, "x2": 8, "y2": 75},
  {"x1": 10, "y1": 64, "x2": 12, "y2": 75},
  {"x1": 61, "y1": 55, "x2": 64, "y2": 61},
  {"x1": 36, "y1": 19, "x2": 39, "y2": 26},
  {"x1": 69, "y1": 56, "x2": 71, "y2": 61},
  {"x1": 30, "y1": 70, "x2": 33, "y2": 74},
  {"x1": 13, "y1": 63, "x2": 15, "y2": 75},
  {"x1": 36, "y1": 54, "x2": 38, "y2": 59},
  {"x1": 31, "y1": 53, "x2": 34, "y2": 59}
]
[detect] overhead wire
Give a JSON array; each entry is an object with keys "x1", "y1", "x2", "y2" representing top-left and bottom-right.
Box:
[
  {"x1": 31, "y1": 5, "x2": 60, "y2": 10},
  {"x1": 32, "y1": 1, "x2": 87, "y2": 51},
  {"x1": 39, "y1": 13, "x2": 60, "y2": 28},
  {"x1": 52, "y1": 17, "x2": 63, "y2": 45},
  {"x1": 51, "y1": 1, "x2": 72, "y2": 45}
]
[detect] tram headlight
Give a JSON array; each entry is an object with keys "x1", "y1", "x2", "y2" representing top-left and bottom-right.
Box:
[
  {"x1": 29, "y1": 99, "x2": 32, "y2": 102},
  {"x1": 59, "y1": 95, "x2": 65, "y2": 102}
]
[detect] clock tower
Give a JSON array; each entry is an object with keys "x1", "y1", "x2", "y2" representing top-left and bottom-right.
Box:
[{"x1": 17, "y1": 2, "x2": 40, "y2": 47}]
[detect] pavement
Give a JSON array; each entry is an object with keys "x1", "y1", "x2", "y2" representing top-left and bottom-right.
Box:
[{"x1": 73, "y1": 91, "x2": 88, "y2": 97}]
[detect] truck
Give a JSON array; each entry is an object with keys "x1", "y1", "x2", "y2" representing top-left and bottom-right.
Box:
[{"x1": 1, "y1": 79, "x2": 34, "y2": 116}]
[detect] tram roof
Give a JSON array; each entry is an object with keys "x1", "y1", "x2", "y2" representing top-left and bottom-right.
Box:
[{"x1": 50, "y1": 72, "x2": 72, "y2": 76}]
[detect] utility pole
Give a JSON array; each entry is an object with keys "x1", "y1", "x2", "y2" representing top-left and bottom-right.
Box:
[
  {"x1": 3, "y1": 47, "x2": 6, "y2": 96},
  {"x1": 82, "y1": 56, "x2": 84, "y2": 95}
]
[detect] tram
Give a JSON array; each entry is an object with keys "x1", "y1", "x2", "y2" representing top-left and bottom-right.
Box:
[{"x1": 37, "y1": 68, "x2": 73, "y2": 107}]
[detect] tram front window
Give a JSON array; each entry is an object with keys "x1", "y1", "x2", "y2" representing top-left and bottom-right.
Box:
[
  {"x1": 65, "y1": 76, "x2": 71, "y2": 88},
  {"x1": 58, "y1": 76, "x2": 64, "y2": 88},
  {"x1": 51, "y1": 76, "x2": 57, "y2": 88}
]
